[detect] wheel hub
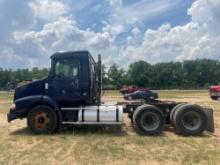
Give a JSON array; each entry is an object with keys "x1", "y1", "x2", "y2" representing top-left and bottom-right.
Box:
[
  {"x1": 182, "y1": 111, "x2": 202, "y2": 131},
  {"x1": 37, "y1": 117, "x2": 45, "y2": 124},
  {"x1": 33, "y1": 111, "x2": 50, "y2": 129},
  {"x1": 141, "y1": 112, "x2": 160, "y2": 131}
]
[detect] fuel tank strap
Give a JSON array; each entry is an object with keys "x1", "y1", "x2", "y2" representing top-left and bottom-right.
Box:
[
  {"x1": 81, "y1": 108, "x2": 84, "y2": 122},
  {"x1": 116, "y1": 106, "x2": 119, "y2": 122},
  {"x1": 97, "y1": 107, "x2": 100, "y2": 122}
]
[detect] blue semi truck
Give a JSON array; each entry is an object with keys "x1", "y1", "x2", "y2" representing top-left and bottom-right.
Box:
[{"x1": 7, "y1": 51, "x2": 214, "y2": 135}]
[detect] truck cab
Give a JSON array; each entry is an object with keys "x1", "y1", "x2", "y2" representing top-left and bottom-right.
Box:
[
  {"x1": 48, "y1": 51, "x2": 100, "y2": 106},
  {"x1": 8, "y1": 51, "x2": 107, "y2": 133}
]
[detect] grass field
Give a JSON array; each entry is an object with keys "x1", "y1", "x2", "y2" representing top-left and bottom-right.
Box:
[{"x1": 0, "y1": 90, "x2": 220, "y2": 165}]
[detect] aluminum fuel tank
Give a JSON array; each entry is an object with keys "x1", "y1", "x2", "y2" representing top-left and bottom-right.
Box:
[{"x1": 78, "y1": 105, "x2": 123, "y2": 123}]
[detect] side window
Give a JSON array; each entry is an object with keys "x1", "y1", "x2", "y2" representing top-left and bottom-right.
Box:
[{"x1": 55, "y1": 58, "x2": 80, "y2": 78}]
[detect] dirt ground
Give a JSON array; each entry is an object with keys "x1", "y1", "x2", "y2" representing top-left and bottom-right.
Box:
[{"x1": 0, "y1": 90, "x2": 220, "y2": 165}]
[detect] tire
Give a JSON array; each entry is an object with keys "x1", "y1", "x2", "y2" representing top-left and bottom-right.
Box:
[
  {"x1": 27, "y1": 105, "x2": 58, "y2": 134},
  {"x1": 173, "y1": 104, "x2": 207, "y2": 136},
  {"x1": 211, "y1": 96, "x2": 218, "y2": 100},
  {"x1": 132, "y1": 105, "x2": 165, "y2": 135},
  {"x1": 170, "y1": 103, "x2": 185, "y2": 126}
]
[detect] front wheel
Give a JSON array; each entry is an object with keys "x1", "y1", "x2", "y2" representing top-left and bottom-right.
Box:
[{"x1": 27, "y1": 105, "x2": 58, "y2": 134}]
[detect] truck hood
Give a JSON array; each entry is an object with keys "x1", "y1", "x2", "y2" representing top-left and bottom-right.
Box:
[{"x1": 14, "y1": 78, "x2": 47, "y2": 101}]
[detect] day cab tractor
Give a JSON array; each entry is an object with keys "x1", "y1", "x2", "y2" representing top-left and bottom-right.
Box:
[{"x1": 7, "y1": 51, "x2": 214, "y2": 136}]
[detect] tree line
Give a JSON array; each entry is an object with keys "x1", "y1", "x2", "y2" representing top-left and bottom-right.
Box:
[
  {"x1": 103, "y1": 59, "x2": 220, "y2": 89},
  {"x1": 0, "y1": 59, "x2": 220, "y2": 90},
  {"x1": 0, "y1": 67, "x2": 48, "y2": 90}
]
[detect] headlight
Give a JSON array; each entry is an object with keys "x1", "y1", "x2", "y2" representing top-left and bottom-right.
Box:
[{"x1": 10, "y1": 103, "x2": 16, "y2": 110}]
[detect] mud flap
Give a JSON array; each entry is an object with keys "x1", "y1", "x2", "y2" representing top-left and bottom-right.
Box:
[{"x1": 203, "y1": 108, "x2": 215, "y2": 133}]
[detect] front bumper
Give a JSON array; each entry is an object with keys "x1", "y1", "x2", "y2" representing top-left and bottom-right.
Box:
[{"x1": 7, "y1": 110, "x2": 20, "y2": 123}]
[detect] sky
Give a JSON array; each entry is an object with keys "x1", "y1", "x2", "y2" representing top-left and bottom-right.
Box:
[{"x1": 0, "y1": 0, "x2": 220, "y2": 69}]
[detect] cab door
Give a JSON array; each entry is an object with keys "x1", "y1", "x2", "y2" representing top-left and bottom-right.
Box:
[{"x1": 48, "y1": 57, "x2": 81, "y2": 105}]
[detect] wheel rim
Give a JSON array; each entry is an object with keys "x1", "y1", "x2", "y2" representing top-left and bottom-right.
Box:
[
  {"x1": 140, "y1": 112, "x2": 160, "y2": 131},
  {"x1": 32, "y1": 111, "x2": 50, "y2": 130},
  {"x1": 181, "y1": 111, "x2": 202, "y2": 131}
]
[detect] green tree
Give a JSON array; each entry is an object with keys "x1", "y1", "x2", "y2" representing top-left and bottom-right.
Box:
[
  {"x1": 127, "y1": 61, "x2": 152, "y2": 87},
  {"x1": 107, "y1": 64, "x2": 125, "y2": 88}
]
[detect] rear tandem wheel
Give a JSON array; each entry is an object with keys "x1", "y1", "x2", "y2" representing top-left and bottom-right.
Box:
[
  {"x1": 172, "y1": 104, "x2": 207, "y2": 136},
  {"x1": 132, "y1": 104, "x2": 165, "y2": 135}
]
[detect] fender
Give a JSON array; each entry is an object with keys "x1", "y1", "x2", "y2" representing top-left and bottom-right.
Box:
[
  {"x1": 42, "y1": 95, "x2": 59, "y2": 111},
  {"x1": 14, "y1": 95, "x2": 59, "y2": 115},
  {"x1": 14, "y1": 95, "x2": 43, "y2": 116},
  {"x1": 8, "y1": 95, "x2": 43, "y2": 122},
  {"x1": 42, "y1": 95, "x2": 63, "y2": 125},
  {"x1": 8, "y1": 95, "x2": 60, "y2": 122}
]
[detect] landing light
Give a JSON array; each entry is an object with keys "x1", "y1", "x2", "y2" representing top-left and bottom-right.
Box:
[{"x1": 10, "y1": 103, "x2": 16, "y2": 110}]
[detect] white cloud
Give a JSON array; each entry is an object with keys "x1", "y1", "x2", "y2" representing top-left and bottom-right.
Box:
[
  {"x1": 120, "y1": 0, "x2": 220, "y2": 65},
  {"x1": 13, "y1": 16, "x2": 120, "y2": 67},
  {"x1": 1, "y1": 0, "x2": 220, "y2": 69},
  {"x1": 29, "y1": 0, "x2": 69, "y2": 21},
  {"x1": 0, "y1": 0, "x2": 35, "y2": 42},
  {"x1": 0, "y1": 48, "x2": 22, "y2": 66},
  {"x1": 188, "y1": 0, "x2": 220, "y2": 35},
  {"x1": 102, "y1": 24, "x2": 125, "y2": 36},
  {"x1": 131, "y1": 27, "x2": 141, "y2": 36},
  {"x1": 109, "y1": 0, "x2": 182, "y2": 26},
  {"x1": 106, "y1": 0, "x2": 123, "y2": 9}
]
